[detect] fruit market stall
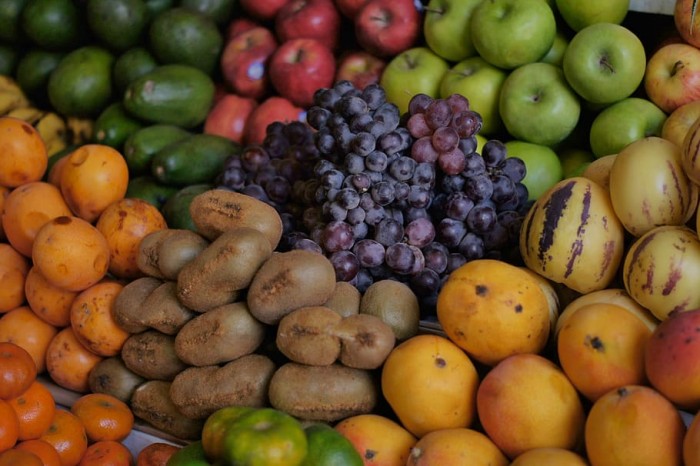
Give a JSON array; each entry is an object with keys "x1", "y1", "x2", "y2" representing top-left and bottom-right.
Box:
[{"x1": 5, "y1": 0, "x2": 700, "y2": 465}]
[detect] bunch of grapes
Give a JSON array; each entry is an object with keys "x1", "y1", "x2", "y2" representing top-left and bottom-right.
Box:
[{"x1": 218, "y1": 80, "x2": 530, "y2": 316}]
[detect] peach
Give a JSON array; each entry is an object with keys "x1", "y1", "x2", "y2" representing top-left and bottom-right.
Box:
[
  {"x1": 557, "y1": 302, "x2": 653, "y2": 401},
  {"x1": 334, "y1": 414, "x2": 416, "y2": 466},
  {"x1": 510, "y1": 447, "x2": 589, "y2": 465},
  {"x1": 476, "y1": 353, "x2": 585, "y2": 459},
  {"x1": 585, "y1": 385, "x2": 685, "y2": 466},
  {"x1": 645, "y1": 308, "x2": 700, "y2": 410},
  {"x1": 406, "y1": 428, "x2": 508, "y2": 466}
]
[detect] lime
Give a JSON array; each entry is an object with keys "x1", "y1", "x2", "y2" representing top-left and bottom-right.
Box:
[
  {"x1": 21, "y1": 0, "x2": 83, "y2": 51},
  {"x1": 148, "y1": 7, "x2": 223, "y2": 75},
  {"x1": 86, "y1": 0, "x2": 149, "y2": 52},
  {"x1": 47, "y1": 46, "x2": 115, "y2": 118}
]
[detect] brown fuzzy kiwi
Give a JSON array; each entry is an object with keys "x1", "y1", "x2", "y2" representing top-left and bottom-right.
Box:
[
  {"x1": 174, "y1": 301, "x2": 267, "y2": 366},
  {"x1": 333, "y1": 314, "x2": 396, "y2": 370},
  {"x1": 138, "y1": 281, "x2": 197, "y2": 335},
  {"x1": 169, "y1": 354, "x2": 276, "y2": 419},
  {"x1": 323, "y1": 281, "x2": 361, "y2": 317},
  {"x1": 137, "y1": 229, "x2": 181, "y2": 278},
  {"x1": 189, "y1": 189, "x2": 283, "y2": 248},
  {"x1": 276, "y1": 306, "x2": 343, "y2": 366},
  {"x1": 268, "y1": 362, "x2": 378, "y2": 422},
  {"x1": 130, "y1": 380, "x2": 205, "y2": 440},
  {"x1": 176, "y1": 227, "x2": 272, "y2": 312},
  {"x1": 247, "y1": 250, "x2": 337, "y2": 325},
  {"x1": 360, "y1": 279, "x2": 420, "y2": 340},
  {"x1": 88, "y1": 357, "x2": 146, "y2": 404},
  {"x1": 121, "y1": 330, "x2": 189, "y2": 381},
  {"x1": 156, "y1": 229, "x2": 210, "y2": 280},
  {"x1": 112, "y1": 276, "x2": 163, "y2": 334}
]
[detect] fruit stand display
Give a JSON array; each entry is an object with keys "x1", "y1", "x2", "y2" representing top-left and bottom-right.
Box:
[{"x1": 4, "y1": 0, "x2": 700, "y2": 465}]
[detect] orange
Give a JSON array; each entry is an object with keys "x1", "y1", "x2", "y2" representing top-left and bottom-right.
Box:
[
  {"x1": 381, "y1": 334, "x2": 480, "y2": 438},
  {"x1": 0, "y1": 341, "x2": 37, "y2": 400},
  {"x1": 8, "y1": 380, "x2": 56, "y2": 441},
  {"x1": 135, "y1": 442, "x2": 180, "y2": 466},
  {"x1": 78, "y1": 440, "x2": 133, "y2": 466},
  {"x1": 69, "y1": 281, "x2": 129, "y2": 357},
  {"x1": 15, "y1": 439, "x2": 62, "y2": 466},
  {"x1": 0, "y1": 185, "x2": 9, "y2": 240},
  {"x1": 0, "y1": 306, "x2": 58, "y2": 373},
  {"x1": 1, "y1": 181, "x2": 72, "y2": 257},
  {"x1": 0, "y1": 243, "x2": 30, "y2": 313},
  {"x1": 59, "y1": 144, "x2": 129, "y2": 223},
  {"x1": 31, "y1": 216, "x2": 110, "y2": 293},
  {"x1": 45, "y1": 327, "x2": 103, "y2": 393},
  {"x1": 71, "y1": 393, "x2": 134, "y2": 443},
  {"x1": 24, "y1": 266, "x2": 78, "y2": 328},
  {"x1": 39, "y1": 409, "x2": 88, "y2": 466},
  {"x1": 0, "y1": 448, "x2": 43, "y2": 466},
  {"x1": 0, "y1": 399, "x2": 20, "y2": 452},
  {"x1": 0, "y1": 116, "x2": 48, "y2": 188}
]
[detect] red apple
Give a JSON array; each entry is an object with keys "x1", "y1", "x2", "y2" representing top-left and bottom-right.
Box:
[
  {"x1": 675, "y1": 0, "x2": 700, "y2": 49},
  {"x1": 220, "y1": 26, "x2": 278, "y2": 100},
  {"x1": 644, "y1": 42, "x2": 700, "y2": 114},
  {"x1": 354, "y1": 0, "x2": 421, "y2": 57},
  {"x1": 269, "y1": 38, "x2": 336, "y2": 108},
  {"x1": 334, "y1": 0, "x2": 369, "y2": 19},
  {"x1": 225, "y1": 17, "x2": 261, "y2": 42},
  {"x1": 335, "y1": 50, "x2": 386, "y2": 90},
  {"x1": 239, "y1": 0, "x2": 290, "y2": 21},
  {"x1": 275, "y1": 0, "x2": 342, "y2": 50},
  {"x1": 204, "y1": 94, "x2": 258, "y2": 144},
  {"x1": 244, "y1": 96, "x2": 306, "y2": 145}
]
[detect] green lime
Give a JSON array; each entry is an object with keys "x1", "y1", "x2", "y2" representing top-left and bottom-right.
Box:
[
  {"x1": 21, "y1": 0, "x2": 84, "y2": 51},
  {"x1": 86, "y1": 0, "x2": 149, "y2": 52},
  {"x1": 47, "y1": 46, "x2": 115, "y2": 118},
  {"x1": 179, "y1": 0, "x2": 238, "y2": 26},
  {"x1": 0, "y1": 0, "x2": 28, "y2": 44},
  {"x1": 0, "y1": 44, "x2": 18, "y2": 76},
  {"x1": 15, "y1": 48, "x2": 64, "y2": 102},
  {"x1": 112, "y1": 46, "x2": 158, "y2": 95},
  {"x1": 301, "y1": 423, "x2": 364, "y2": 466},
  {"x1": 148, "y1": 7, "x2": 223, "y2": 75}
]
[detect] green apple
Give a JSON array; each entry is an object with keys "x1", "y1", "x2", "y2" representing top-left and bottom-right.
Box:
[
  {"x1": 562, "y1": 23, "x2": 646, "y2": 105},
  {"x1": 423, "y1": 0, "x2": 482, "y2": 62},
  {"x1": 539, "y1": 29, "x2": 569, "y2": 67},
  {"x1": 559, "y1": 148, "x2": 595, "y2": 178},
  {"x1": 469, "y1": 0, "x2": 557, "y2": 70},
  {"x1": 439, "y1": 56, "x2": 508, "y2": 136},
  {"x1": 505, "y1": 140, "x2": 563, "y2": 201},
  {"x1": 499, "y1": 62, "x2": 581, "y2": 147},
  {"x1": 555, "y1": 0, "x2": 630, "y2": 32},
  {"x1": 589, "y1": 97, "x2": 667, "y2": 158},
  {"x1": 380, "y1": 46, "x2": 449, "y2": 115}
]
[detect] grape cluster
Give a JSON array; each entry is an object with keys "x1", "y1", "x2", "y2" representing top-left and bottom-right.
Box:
[{"x1": 218, "y1": 81, "x2": 530, "y2": 316}]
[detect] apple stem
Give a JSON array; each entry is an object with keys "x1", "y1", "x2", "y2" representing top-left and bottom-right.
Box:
[
  {"x1": 423, "y1": 7, "x2": 445, "y2": 14},
  {"x1": 693, "y1": 0, "x2": 698, "y2": 36},
  {"x1": 599, "y1": 56, "x2": 614, "y2": 74},
  {"x1": 672, "y1": 60, "x2": 685, "y2": 77}
]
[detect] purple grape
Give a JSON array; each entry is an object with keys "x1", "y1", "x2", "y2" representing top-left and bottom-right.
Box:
[
  {"x1": 353, "y1": 238, "x2": 386, "y2": 268},
  {"x1": 437, "y1": 218, "x2": 467, "y2": 247},
  {"x1": 407, "y1": 185, "x2": 431, "y2": 209},
  {"x1": 447, "y1": 252, "x2": 467, "y2": 273},
  {"x1": 424, "y1": 99, "x2": 452, "y2": 129},
  {"x1": 466, "y1": 203, "x2": 497, "y2": 234},
  {"x1": 491, "y1": 174, "x2": 517, "y2": 205},
  {"x1": 292, "y1": 237, "x2": 324, "y2": 254},
  {"x1": 463, "y1": 174, "x2": 494, "y2": 202},
  {"x1": 330, "y1": 250, "x2": 359, "y2": 281},
  {"x1": 374, "y1": 217, "x2": 404, "y2": 246},
  {"x1": 422, "y1": 242, "x2": 449, "y2": 274},
  {"x1": 389, "y1": 156, "x2": 416, "y2": 182},
  {"x1": 345, "y1": 153, "x2": 366, "y2": 174},
  {"x1": 411, "y1": 163, "x2": 435, "y2": 187},
  {"x1": 482, "y1": 140, "x2": 507, "y2": 167},
  {"x1": 346, "y1": 207, "x2": 366, "y2": 225},
  {"x1": 385, "y1": 243, "x2": 416, "y2": 274},
  {"x1": 411, "y1": 136, "x2": 439, "y2": 163},
  {"x1": 351, "y1": 132, "x2": 376, "y2": 156},
  {"x1": 500, "y1": 157, "x2": 527, "y2": 182},
  {"x1": 378, "y1": 131, "x2": 403, "y2": 155},
  {"x1": 405, "y1": 217, "x2": 436, "y2": 247},
  {"x1": 264, "y1": 176, "x2": 292, "y2": 203},
  {"x1": 352, "y1": 221, "x2": 368, "y2": 239},
  {"x1": 458, "y1": 232, "x2": 485, "y2": 260},
  {"x1": 445, "y1": 94, "x2": 470, "y2": 113},
  {"x1": 463, "y1": 152, "x2": 487, "y2": 177},
  {"x1": 458, "y1": 136, "x2": 478, "y2": 155},
  {"x1": 336, "y1": 188, "x2": 361, "y2": 209},
  {"x1": 366, "y1": 150, "x2": 389, "y2": 172},
  {"x1": 410, "y1": 268, "x2": 441, "y2": 295},
  {"x1": 445, "y1": 192, "x2": 475, "y2": 221},
  {"x1": 364, "y1": 203, "x2": 386, "y2": 226},
  {"x1": 407, "y1": 113, "x2": 432, "y2": 138},
  {"x1": 408, "y1": 93, "x2": 433, "y2": 115},
  {"x1": 350, "y1": 113, "x2": 374, "y2": 133},
  {"x1": 451, "y1": 110, "x2": 482, "y2": 138},
  {"x1": 241, "y1": 146, "x2": 270, "y2": 172},
  {"x1": 438, "y1": 148, "x2": 467, "y2": 176},
  {"x1": 432, "y1": 126, "x2": 459, "y2": 152},
  {"x1": 362, "y1": 83, "x2": 386, "y2": 110},
  {"x1": 371, "y1": 180, "x2": 395, "y2": 206},
  {"x1": 321, "y1": 220, "x2": 355, "y2": 252}
]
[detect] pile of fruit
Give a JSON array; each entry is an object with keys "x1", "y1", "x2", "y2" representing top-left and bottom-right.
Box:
[{"x1": 7, "y1": 0, "x2": 700, "y2": 465}]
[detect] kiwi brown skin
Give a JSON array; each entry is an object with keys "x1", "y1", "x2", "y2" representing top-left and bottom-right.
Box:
[
  {"x1": 121, "y1": 330, "x2": 189, "y2": 381},
  {"x1": 137, "y1": 229, "x2": 181, "y2": 278},
  {"x1": 139, "y1": 281, "x2": 197, "y2": 335},
  {"x1": 268, "y1": 362, "x2": 378, "y2": 422},
  {"x1": 360, "y1": 279, "x2": 421, "y2": 340},
  {"x1": 176, "y1": 227, "x2": 272, "y2": 312},
  {"x1": 324, "y1": 281, "x2": 361, "y2": 318},
  {"x1": 275, "y1": 306, "x2": 343, "y2": 366},
  {"x1": 155, "y1": 229, "x2": 210, "y2": 280},
  {"x1": 333, "y1": 313, "x2": 396, "y2": 370},
  {"x1": 247, "y1": 250, "x2": 337, "y2": 325},
  {"x1": 174, "y1": 301, "x2": 267, "y2": 366},
  {"x1": 130, "y1": 380, "x2": 205, "y2": 440},
  {"x1": 112, "y1": 276, "x2": 163, "y2": 334},
  {"x1": 88, "y1": 356, "x2": 146, "y2": 404},
  {"x1": 169, "y1": 354, "x2": 276, "y2": 420}
]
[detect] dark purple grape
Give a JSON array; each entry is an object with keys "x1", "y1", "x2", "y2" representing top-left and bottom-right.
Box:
[
  {"x1": 451, "y1": 110, "x2": 482, "y2": 138},
  {"x1": 408, "y1": 93, "x2": 433, "y2": 115},
  {"x1": 346, "y1": 206, "x2": 366, "y2": 225},
  {"x1": 410, "y1": 268, "x2": 441, "y2": 295},
  {"x1": 458, "y1": 232, "x2": 485, "y2": 260},
  {"x1": 351, "y1": 132, "x2": 376, "y2": 156},
  {"x1": 491, "y1": 174, "x2": 516, "y2": 205},
  {"x1": 482, "y1": 140, "x2": 507, "y2": 167},
  {"x1": 437, "y1": 218, "x2": 467, "y2": 248},
  {"x1": 405, "y1": 206, "x2": 429, "y2": 222},
  {"x1": 314, "y1": 87, "x2": 341, "y2": 109},
  {"x1": 385, "y1": 243, "x2": 416, "y2": 274},
  {"x1": 241, "y1": 183, "x2": 270, "y2": 203},
  {"x1": 482, "y1": 221, "x2": 508, "y2": 250},
  {"x1": 345, "y1": 153, "x2": 366, "y2": 174},
  {"x1": 411, "y1": 136, "x2": 439, "y2": 163},
  {"x1": 321, "y1": 168, "x2": 345, "y2": 189},
  {"x1": 378, "y1": 131, "x2": 403, "y2": 155},
  {"x1": 458, "y1": 136, "x2": 478, "y2": 155},
  {"x1": 366, "y1": 150, "x2": 388, "y2": 172},
  {"x1": 352, "y1": 269, "x2": 374, "y2": 292},
  {"x1": 263, "y1": 132, "x2": 291, "y2": 158},
  {"x1": 445, "y1": 192, "x2": 475, "y2": 221},
  {"x1": 394, "y1": 181, "x2": 410, "y2": 201},
  {"x1": 445, "y1": 94, "x2": 470, "y2": 113},
  {"x1": 373, "y1": 102, "x2": 401, "y2": 132},
  {"x1": 336, "y1": 188, "x2": 361, "y2": 210},
  {"x1": 440, "y1": 174, "x2": 465, "y2": 193},
  {"x1": 241, "y1": 146, "x2": 270, "y2": 172},
  {"x1": 389, "y1": 156, "x2": 416, "y2": 182},
  {"x1": 407, "y1": 113, "x2": 432, "y2": 138},
  {"x1": 359, "y1": 192, "x2": 374, "y2": 210},
  {"x1": 374, "y1": 217, "x2": 404, "y2": 246},
  {"x1": 220, "y1": 165, "x2": 246, "y2": 190},
  {"x1": 330, "y1": 250, "x2": 359, "y2": 281},
  {"x1": 349, "y1": 173, "x2": 371, "y2": 193},
  {"x1": 447, "y1": 252, "x2": 467, "y2": 273},
  {"x1": 466, "y1": 203, "x2": 497, "y2": 234},
  {"x1": 424, "y1": 99, "x2": 452, "y2": 129},
  {"x1": 352, "y1": 221, "x2": 368, "y2": 239},
  {"x1": 405, "y1": 217, "x2": 436, "y2": 247},
  {"x1": 349, "y1": 113, "x2": 374, "y2": 133},
  {"x1": 407, "y1": 185, "x2": 431, "y2": 209},
  {"x1": 500, "y1": 157, "x2": 527, "y2": 183},
  {"x1": 306, "y1": 106, "x2": 331, "y2": 130},
  {"x1": 438, "y1": 148, "x2": 467, "y2": 176},
  {"x1": 334, "y1": 80, "x2": 356, "y2": 96},
  {"x1": 370, "y1": 180, "x2": 395, "y2": 205},
  {"x1": 463, "y1": 153, "x2": 487, "y2": 177},
  {"x1": 316, "y1": 130, "x2": 336, "y2": 155},
  {"x1": 431, "y1": 126, "x2": 459, "y2": 152},
  {"x1": 264, "y1": 176, "x2": 292, "y2": 203},
  {"x1": 361, "y1": 83, "x2": 386, "y2": 110},
  {"x1": 353, "y1": 238, "x2": 386, "y2": 268},
  {"x1": 422, "y1": 242, "x2": 449, "y2": 274},
  {"x1": 463, "y1": 174, "x2": 494, "y2": 202},
  {"x1": 321, "y1": 220, "x2": 354, "y2": 252},
  {"x1": 292, "y1": 237, "x2": 323, "y2": 254},
  {"x1": 411, "y1": 163, "x2": 435, "y2": 187},
  {"x1": 336, "y1": 95, "x2": 368, "y2": 117},
  {"x1": 364, "y1": 203, "x2": 386, "y2": 226},
  {"x1": 324, "y1": 201, "x2": 348, "y2": 221}
]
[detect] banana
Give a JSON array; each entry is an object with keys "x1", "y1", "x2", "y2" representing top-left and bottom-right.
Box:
[
  {"x1": 66, "y1": 117, "x2": 94, "y2": 145},
  {"x1": 6, "y1": 106, "x2": 46, "y2": 124},
  {"x1": 0, "y1": 75, "x2": 26, "y2": 95},
  {"x1": 0, "y1": 90, "x2": 30, "y2": 116},
  {"x1": 36, "y1": 112, "x2": 68, "y2": 157}
]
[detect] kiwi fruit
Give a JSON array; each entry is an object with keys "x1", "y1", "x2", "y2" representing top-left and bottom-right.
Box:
[
  {"x1": 121, "y1": 330, "x2": 188, "y2": 381},
  {"x1": 139, "y1": 281, "x2": 196, "y2": 334},
  {"x1": 360, "y1": 279, "x2": 420, "y2": 340},
  {"x1": 112, "y1": 276, "x2": 162, "y2": 334},
  {"x1": 88, "y1": 356, "x2": 146, "y2": 404},
  {"x1": 333, "y1": 313, "x2": 396, "y2": 370},
  {"x1": 323, "y1": 281, "x2": 361, "y2": 318},
  {"x1": 155, "y1": 229, "x2": 209, "y2": 280},
  {"x1": 276, "y1": 306, "x2": 343, "y2": 366},
  {"x1": 137, "y1": 229, "x2": 181, "y2": 278},
  {"x1": 131, "y1": 380, "x2": 205, "y2": 440}
]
